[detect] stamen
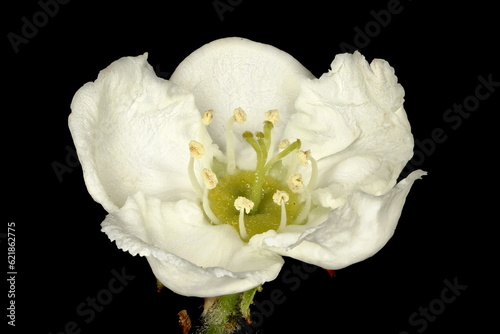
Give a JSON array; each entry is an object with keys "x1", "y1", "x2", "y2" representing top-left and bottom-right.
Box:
[
  {"x1": 264, "y1": 109, "x2": 280, "y2": 124},
  {"x1": 287, "y1": 173, "x2": 304, "y2": 193},
  {"x1": 297, "y1": 150, "x2": 311, "y2": 166},
  {"x1": 188, "y1": 141, "x2": 205, "y2": 197},
  {"x1": 201, "y1": 168, "x2": 218, "y2": 189},
  {"x1": 278, "y1": 139, "x2": 291, "y2": 149},
  {"x1": 234, "y1": 196, "x2": 254, "y2": 239},
  {"x1": 292, "y1": 191, "x2": 311, "y2": 225},
  {"x1": 202, "y1": 109, "x2": 214, "y2": 125},
  {"x1": 203, "y1": 188, "x2": 221, "y2": 225},
  {"x1": 273, "y1": 190, "x2": 289, "y2": 232},
  {"x1": 233, "y1": 107, "x2": 247, "y2": 124},
  {"x1": 308, "y1": 156, "x2": 318, "y2": 191},
  {"x1": 188, "y1": 157, "x2": 203, "y2": 197},
  {"x1": 189, "y1": 140, "x2": 205, "y2": 159},
  {"x1": 226, "y1": 108, "x2": 247, "y2": 174},
  {"x1": 272, "y1": 190, "x2": 289, "y2": 206},
  {"x1": 234, "y1": 196, "x2": 254, "y2": 214}
]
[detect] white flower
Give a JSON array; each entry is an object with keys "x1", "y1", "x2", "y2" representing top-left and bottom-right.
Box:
[{"x1": 69, "y1": 37, "x2": 425, "y2": 298}]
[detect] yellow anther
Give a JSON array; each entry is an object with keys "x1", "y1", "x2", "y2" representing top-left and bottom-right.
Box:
[
  {"x1": 234, "y1": 196, "x2": 253, "y2": 240},
  {"x1": 234, "y1": 196, "x2": 254, "y2": 214},
  {"x1": 264, "y1": 109, "x2": 280, "y2": 124},
  {"x1": 201, "y1": 168, "x2": 218, "y2": 189},
  {"x1": 202, "y1": 109, "x2": 214, "y2": 125},
  {"x1": 278, "y1": 139, "x2": 291, "y2": 149},
  {"x1": 189, "y1": 140, "x2": 205, "y2": 159},
  {"x1": 273, "y1": 190, "x2": 289, "y2": 232},
  {"x1": 287, "y1": 173, "x2": 304, "y2": 193},
  {"x1": 233, "y1": 107, "x2": 247, "y2": 124},
  {"x1": 297, "y1": 150, "x2": 311, "y2": 166},
  {"x1": 273, "y1": 190, "x2": 289, "y2": 205}
]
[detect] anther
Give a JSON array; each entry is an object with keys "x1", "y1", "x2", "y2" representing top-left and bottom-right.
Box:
[
  {"x1": 201, "y1": 168, "x2": 218, "y2": 189},
  {"x1": 273, "y1": 190, "x2": 289, "y2": 232},
  {"x1": 234, "y1": 196, "x2": 254, "y2": 214},
  {"x1": 273, "y1": 190, "x2": 289, "y2": 206},
  {"x1": 189, "y1": 140, "x2": 205, "y2": 159},
  {"x1": 226, "y1": 108, "x2": 247, "y2": 174},
  {"x1": 297, "y1": 150, "x2": 311, "y2": 166},
  {"x1": 202, "y1": 109, "x2": 214, "y2": 125},
  {"x1": 287, "y1": 173, "x2": 304, "y2": 193},
  {"x1": 233, "y1": 107, "x2": 247, "y2": 124},
  {"x1": 188, "y1": 141, "x2": 204, "y2": 196},
  {"x1": 234, "y1": 196, "x2": 254, "y2": 240},
  {"x1": 278, "y1": 139, "x2": 291, "y2": 149},
  {"x1": 264, "y1": 109, "x2": 280, "y2": 124}
]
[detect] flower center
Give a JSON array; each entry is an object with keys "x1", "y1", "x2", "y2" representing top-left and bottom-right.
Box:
[{"x1": 188, "y1": 108, "x2": 317, "y2": 241}]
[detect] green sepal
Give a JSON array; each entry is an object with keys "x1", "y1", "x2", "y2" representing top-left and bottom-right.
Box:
[
  {"x1": 156, "y1": 278, "x2": 165, "y2": 292},
  {"x1": 240, "y1": 286, "x2": 261, "y2": 323}
]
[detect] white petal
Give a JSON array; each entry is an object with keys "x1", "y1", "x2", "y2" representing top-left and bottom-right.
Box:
[
  {"x1": 258, "y1": 170, "x2": 426, "y2": 269},
  {"x1": 285, "y1": 51, "x2": 413, "y2": 196},
  {"x1": 101, "y1": 192, "x2": 284, "y2": 297},
  {"x1": 69, "y1": 54, "x2": 203, "y2": 212},
  {"x1": 170, "y1": 37, "x2": 314, "y2": 169}
]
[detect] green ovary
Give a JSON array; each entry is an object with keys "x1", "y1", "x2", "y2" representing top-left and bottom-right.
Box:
[{"x1": 208, "y1": 170, "x2": 303, "y2": 239}]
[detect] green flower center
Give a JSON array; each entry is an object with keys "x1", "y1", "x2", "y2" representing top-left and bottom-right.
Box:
[
  {"x1": 188, "y1": 108, "x2": 316, "y2": 241},
  {"x1": 208, "y1": 170, "x2": 303, "y2": 239}
]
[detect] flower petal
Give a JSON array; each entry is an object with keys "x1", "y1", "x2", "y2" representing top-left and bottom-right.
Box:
[
  {"x1": 69, "y1": 54, "x2": 203, "y2": 212},
  {"x1": 101, "y1": 192, "x2": 284, "y2": 297},
  {"x1": 257, "y1": 170, "x2": 426, "y2": 269},
  {"x1": 285, "y1": 51, "x2": 413, "y2": 197},
  {"x1": 170, "y1": 37, "x2": 314, "y2": 169}
]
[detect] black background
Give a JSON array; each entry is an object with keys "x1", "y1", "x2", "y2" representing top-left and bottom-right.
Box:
[{"x1": 5, "y1": 0, "x2": 498, "y2": 333}]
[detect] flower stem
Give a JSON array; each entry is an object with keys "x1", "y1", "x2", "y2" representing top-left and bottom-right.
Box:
[
  {"x1": 198, "y1": 287, "x2": 261, "y2": 334},
  {"x1": 201, "y1": 293, "x2": 240, "y2": 334}
]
